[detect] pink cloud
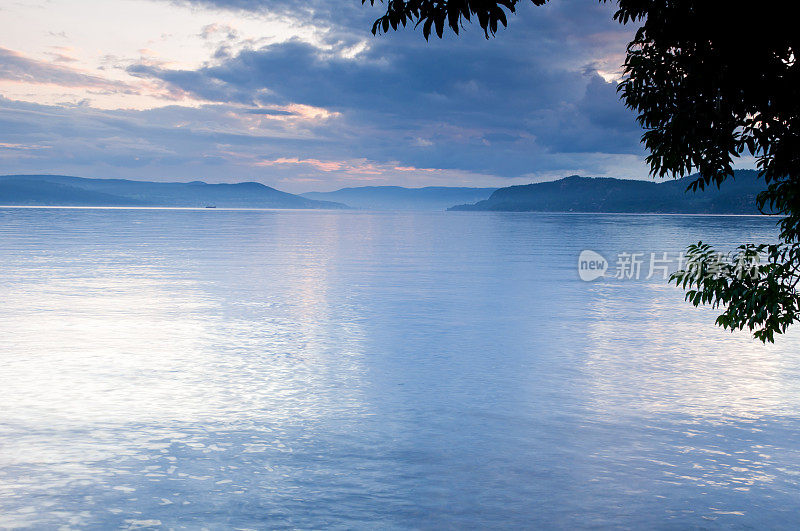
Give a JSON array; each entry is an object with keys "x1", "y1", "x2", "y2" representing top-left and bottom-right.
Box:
[{"x1": 0, "y1": 47, "x2": 132, "y2": 92}]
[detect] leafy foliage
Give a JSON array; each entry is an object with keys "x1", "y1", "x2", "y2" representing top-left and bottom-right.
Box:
[
  {"x1": 364, "y1": 0, "x2": 800, "y2": 341},
  {"x1": 616, "y1": 1, "x2": 800, "y2": 341},
  {"x1": 361, "y1": 0, "x2": 547, "y2": 39},
  {"x1": 671, "y1": 243, "x2": 800, "y2": 343}
]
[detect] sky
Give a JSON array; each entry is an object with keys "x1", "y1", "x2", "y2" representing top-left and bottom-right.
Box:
[{"x1": 0, "y1": 0, "x2": 654, "y2": 192}]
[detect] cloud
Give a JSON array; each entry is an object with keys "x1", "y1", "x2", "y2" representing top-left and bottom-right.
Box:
[
  {"x1": 0, "y1": 47, "x2": 131, "y2": 91},
  {"x1": 0, "y1": 0, "x2": 651, "y2": 190},
  {"x1": 531, "y1": 73, "x2": 642, "y2": 155},
  {"x1": 125, "y1": 8, "x2": 643, "y2": 176}
]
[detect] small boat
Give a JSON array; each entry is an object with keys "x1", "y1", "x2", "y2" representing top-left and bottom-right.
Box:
[{"x1": 205, "y1": 205, "x2": 216, "y2": 209}]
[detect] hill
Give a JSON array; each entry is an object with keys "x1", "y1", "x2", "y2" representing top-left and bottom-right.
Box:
[
  {"x1": 0, "y1": 175, "x2": 347, "y2": 209},
  {"x1": 448, "y1": 170, "x2": 766, "y2": 214}
]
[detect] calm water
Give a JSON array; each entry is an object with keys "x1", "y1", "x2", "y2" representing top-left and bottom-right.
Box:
[{"x1": 1, "y1": 208, "x2": 799, "y2": 529}]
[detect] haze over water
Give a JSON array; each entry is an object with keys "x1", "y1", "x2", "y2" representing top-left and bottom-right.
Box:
[{"x1": 1, "y1": 208, "x2": 799, "y2": 528}]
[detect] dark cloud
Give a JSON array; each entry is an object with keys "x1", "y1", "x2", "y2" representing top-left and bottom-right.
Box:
[
  {"x1": 169, "y1": 0, "x2": 372, "y2": 25},
  {"x1": 1, "y1": 0, "x2": 648, "y2": 187},
  {"x1": 126, "y1": 2, "x2": 643, "y2": 176},
  {"x1": 532, "y1": 73, "x2": 642, "y2": 155}
]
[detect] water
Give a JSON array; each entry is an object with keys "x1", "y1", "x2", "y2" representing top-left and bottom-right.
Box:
[{"x1": 1, "y1": 208, "x2": 799, "y2": 529}]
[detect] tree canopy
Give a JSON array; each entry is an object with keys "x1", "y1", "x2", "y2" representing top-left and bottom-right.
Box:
[{"x1": 363, "y1": 0, "x2": 800, "y2": 341}]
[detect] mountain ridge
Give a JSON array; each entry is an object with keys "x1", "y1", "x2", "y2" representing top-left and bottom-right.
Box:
[
  {"x1": 448, "y1": 171, "x2": 767, "y2": 214},
  {"x1": 0, "y1": 175, "x2": 348, "y2": 209}
]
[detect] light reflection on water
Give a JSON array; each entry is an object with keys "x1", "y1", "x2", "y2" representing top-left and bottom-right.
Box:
[{"x1": 1, "y1": 208, "x2": 799, "y2": 528}]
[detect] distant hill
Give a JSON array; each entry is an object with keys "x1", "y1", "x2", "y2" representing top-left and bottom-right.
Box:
[
  {"x1": 302, "y1": 186, "x2": 497, "y2": 211},
  {"x1": 0, "y1": 175, "x2": 347, "y2": 209},
  {"x1": 449, "y1": 170, "x2": 768, "y2": 214}
]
